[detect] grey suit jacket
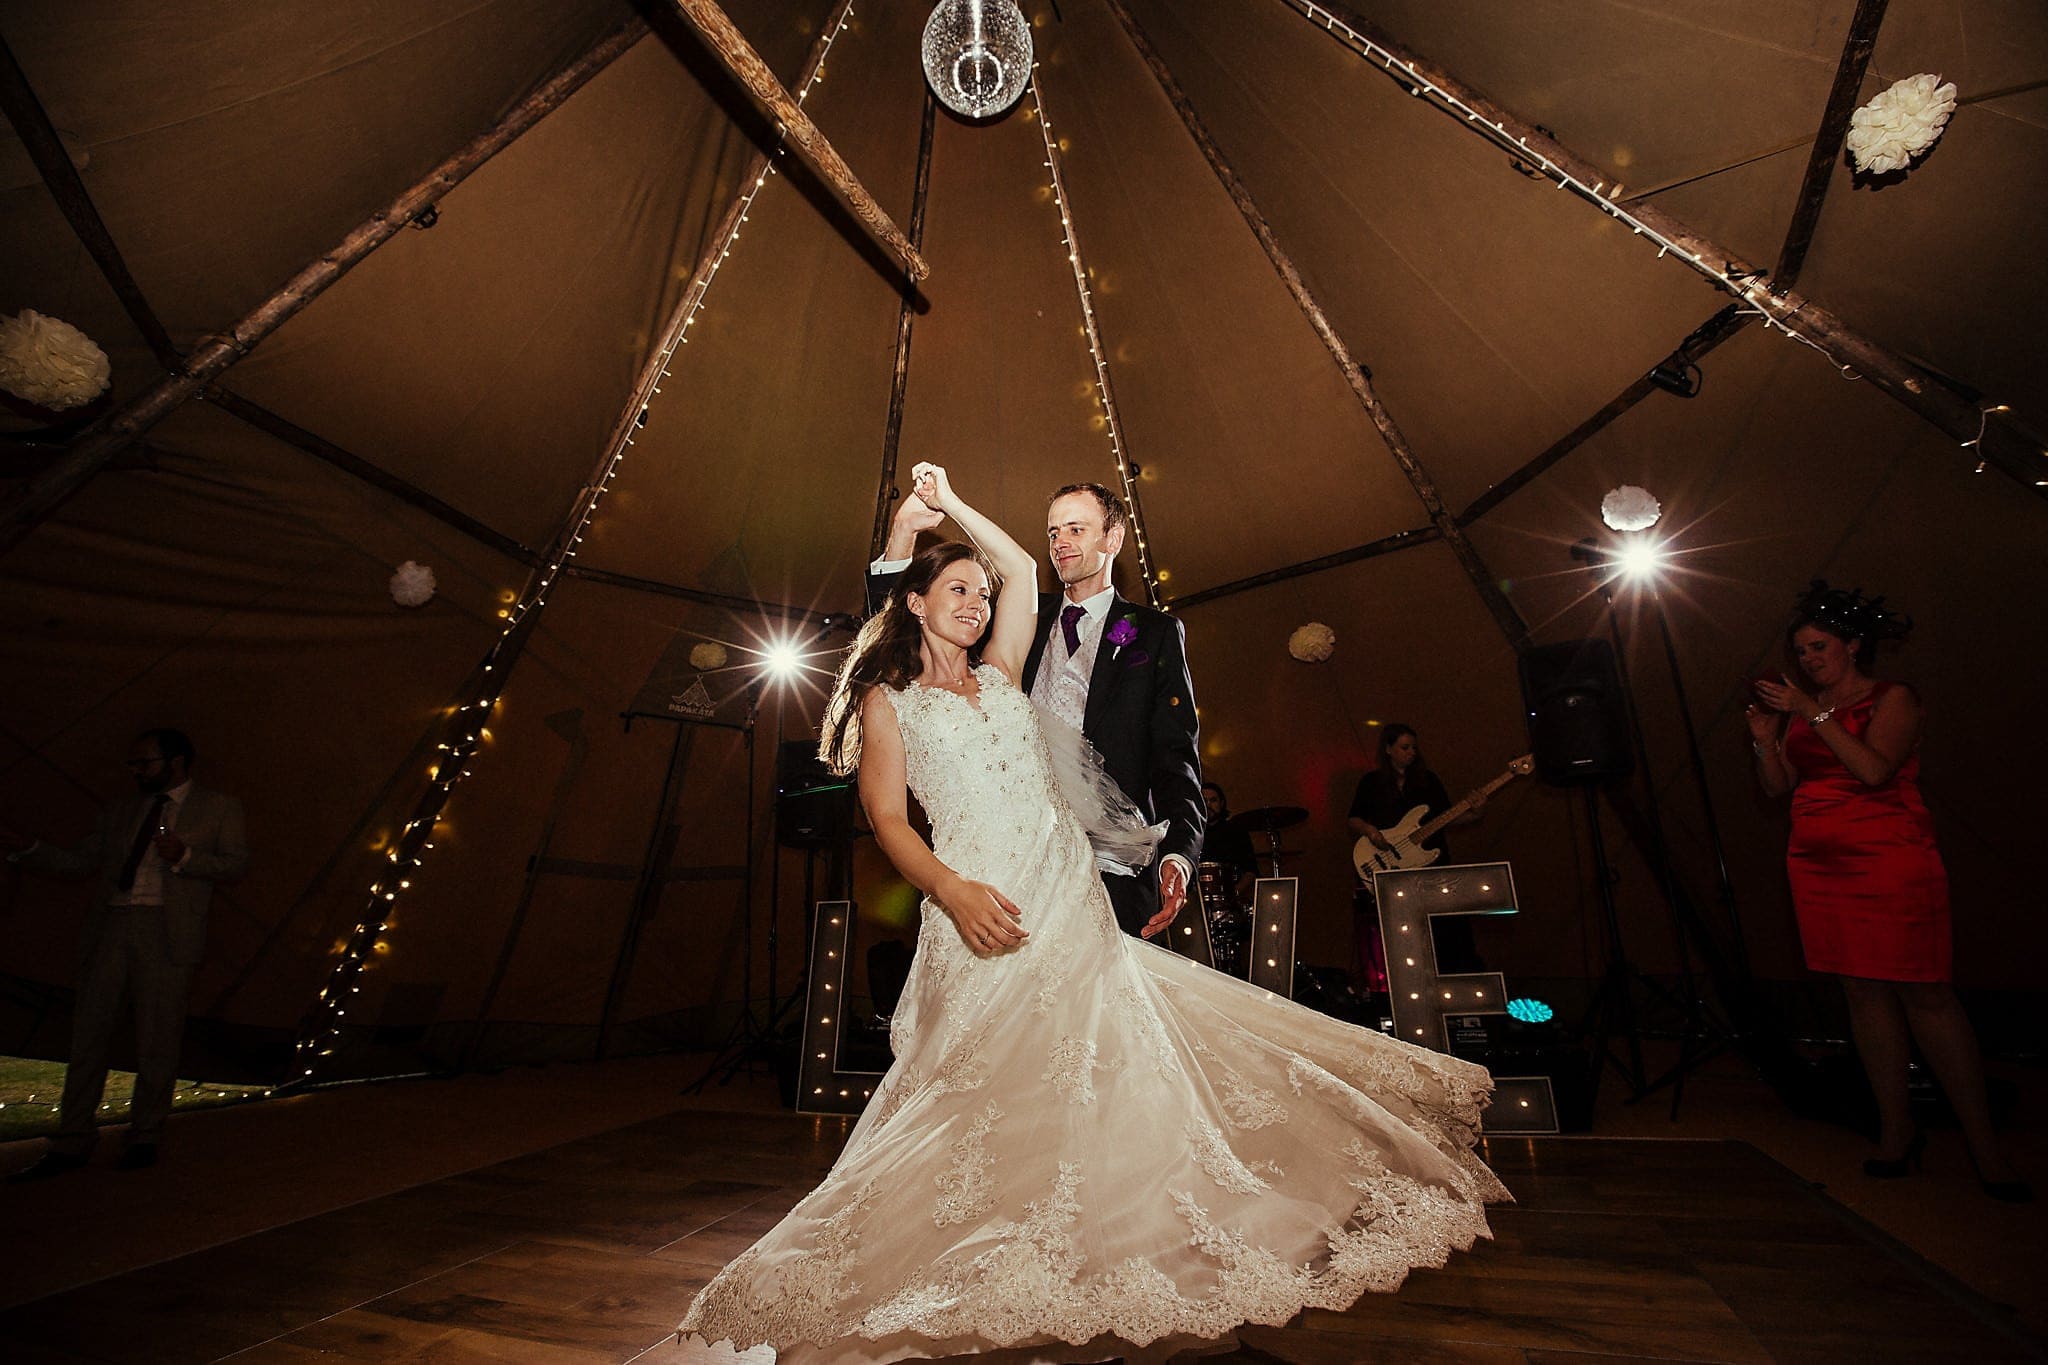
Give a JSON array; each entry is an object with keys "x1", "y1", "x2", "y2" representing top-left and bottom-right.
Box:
[{"x1": 19, "y1": 784, "x2": 249, "y2": 967}]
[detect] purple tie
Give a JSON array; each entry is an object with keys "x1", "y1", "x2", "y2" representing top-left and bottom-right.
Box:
[{"x1": 1061, "y1": 604, "x2": 1085, "y2": 655}]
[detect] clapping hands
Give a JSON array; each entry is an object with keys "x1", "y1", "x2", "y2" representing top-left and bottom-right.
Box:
[{"x1": 1751, "y1": 675, "x2": 1817, "y2": 722}]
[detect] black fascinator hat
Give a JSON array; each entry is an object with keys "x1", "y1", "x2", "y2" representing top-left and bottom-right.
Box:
[{"x1": 1791, "y1": 580, "x2": 1911, "y2": 669}]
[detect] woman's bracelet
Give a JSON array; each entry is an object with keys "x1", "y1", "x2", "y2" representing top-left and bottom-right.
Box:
[
  {"x1": 1752, "y1": 741, "x2": 1779, "y2": 758},
  {"x1": 1810, "y1": 705, "x2": 1837, "y2": 727}
]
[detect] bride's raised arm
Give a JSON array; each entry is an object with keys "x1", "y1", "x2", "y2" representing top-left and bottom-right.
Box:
[{"x1": 910, "y1": 462, "x2": 1038, "y2": 685}]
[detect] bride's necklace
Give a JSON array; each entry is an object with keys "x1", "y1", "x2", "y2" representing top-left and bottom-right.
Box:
[{"x1": 925, "y1": 665, "x2": 974, "y2": 690}]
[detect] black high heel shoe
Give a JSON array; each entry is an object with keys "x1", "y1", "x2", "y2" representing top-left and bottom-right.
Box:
[
  {"x1": 1968, "y1": 1154, "x2": 2033, "y2": 1204},
  {"x1": 1862, "y1": 1130, "x2": 1926, "y2": 1179}
]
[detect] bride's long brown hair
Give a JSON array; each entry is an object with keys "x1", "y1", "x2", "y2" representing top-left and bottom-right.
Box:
[{"x1": 819, "y1": 541, "x2": 992, "y2": 775}]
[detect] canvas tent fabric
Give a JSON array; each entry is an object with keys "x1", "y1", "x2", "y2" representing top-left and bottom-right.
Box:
[{"x1": 2, "y1": 0, "x2": 2043, "y2": 1081}]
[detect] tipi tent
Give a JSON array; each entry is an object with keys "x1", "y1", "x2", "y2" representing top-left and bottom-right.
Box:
[{"x1": 3, "y1": 0, "x2": 2043, "y2": 1089}]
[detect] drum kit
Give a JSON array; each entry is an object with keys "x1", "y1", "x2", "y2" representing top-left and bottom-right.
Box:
[{"x1": 1196, "y1": 804, "x2": 1307, "y2": 978}]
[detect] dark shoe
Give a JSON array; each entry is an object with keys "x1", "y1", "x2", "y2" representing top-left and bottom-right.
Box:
[
  {"x1": 1967, "y1": 1152, "x2": 2032, "y2": 1203},
  {"x1": 1862, "y1": 1130, "x2": 1926, "y2": 1179},
  {"x1": 115, "y1": 1143, "x2": 159, "y2": 1171},
  {"x1": 5, "y1": 1151, "x2": 89, "y2": 1183}
]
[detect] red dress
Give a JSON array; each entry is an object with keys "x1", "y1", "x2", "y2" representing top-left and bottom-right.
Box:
[{"x1": 1784, "y1": 681, "x2": 1951, "y2": 982}]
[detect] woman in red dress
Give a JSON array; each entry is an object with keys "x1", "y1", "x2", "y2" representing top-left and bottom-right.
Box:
[{"x1": 1747, "y1": 584, "x2": 2026, "y2": 1200}]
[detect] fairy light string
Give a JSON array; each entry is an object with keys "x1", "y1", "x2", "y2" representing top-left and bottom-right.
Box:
[
  {"x1": 1027, "y1": 71, "x2": 1165, "y2": 609},
  {"x1": 1284, "y1": 0, "x2": 2036, "y2": 446},
  {"x1": 287, "y1": 3, "x2": 860, "y2": 1086}
]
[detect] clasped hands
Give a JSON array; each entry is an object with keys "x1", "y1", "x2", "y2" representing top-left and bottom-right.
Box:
[{"x1": 893, "y1": 463, "x2": 957, "y2": 538}]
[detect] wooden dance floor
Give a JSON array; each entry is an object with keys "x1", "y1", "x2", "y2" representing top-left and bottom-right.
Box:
[{"x1": 1, "y1": 1108, "x2": 2034, "y2": 1363}]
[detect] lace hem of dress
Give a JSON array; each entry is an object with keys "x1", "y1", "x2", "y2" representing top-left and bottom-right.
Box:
[{"x1": 678, "y1": 1158, "x2": 1496, "y2": 1355}]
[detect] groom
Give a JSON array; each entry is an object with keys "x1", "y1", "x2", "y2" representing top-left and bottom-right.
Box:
[{"x1": 869, "y1": 481, "x2": 1205, "y2": 939}]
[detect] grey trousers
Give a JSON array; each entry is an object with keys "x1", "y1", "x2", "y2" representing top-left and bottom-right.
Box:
[{"x1": 53, "y1": 907, "x2": 193, "y2": 1155}]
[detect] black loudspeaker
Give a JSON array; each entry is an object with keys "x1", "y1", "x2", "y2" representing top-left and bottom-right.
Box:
[
  {"x1": 776, "y1": 740, "x2": 855, "y2": 847},
  {"x1": 1518, "y1": 639, "x2": 1634, "y2": 785}
]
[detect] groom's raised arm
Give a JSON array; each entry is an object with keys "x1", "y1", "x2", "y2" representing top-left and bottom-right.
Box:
[
  {"x1": 865, "y1": 562, "x2": 906, "y2": 618},
  {"x1": 866, "y1": 487, "x2": 944, "y2": 617},
  {"x1": 1147, "y1": 614, "x2": 1206, "y2": 875}
]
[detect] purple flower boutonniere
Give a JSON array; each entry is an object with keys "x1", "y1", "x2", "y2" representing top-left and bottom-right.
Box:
[{"x1": 1114, "y1": 618, "x2": 1146, "y2": 663}]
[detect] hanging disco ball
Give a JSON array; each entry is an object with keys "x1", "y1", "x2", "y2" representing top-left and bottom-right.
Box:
[{"x1": 922, "y1": 0, "x2": 1033, "y2": 120}]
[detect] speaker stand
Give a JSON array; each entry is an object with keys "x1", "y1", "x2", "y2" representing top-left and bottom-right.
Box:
[
  {"x1": 1578, "y1": 787, "x2": 1647, "y2": 1102},
  {"x1": 1600, "y1": 586, "x2": 1751, "y2": 1119},
  {"x1": 685, "y1": 833, "x2": 852, "y2": 1097}
]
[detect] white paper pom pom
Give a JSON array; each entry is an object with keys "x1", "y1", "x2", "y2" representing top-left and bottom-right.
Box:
[
  {"x1": 1600, "y1": 485, "x2": 1662, "y2": 532},
  {"x1": 1288, "y1": 622, "x2": 1336, "y2": 663},
  {"x1": 0, "y1": 310, "x2": 112, "y2": 410},
  {"x1": 389, "y1": 561, "x2": 437, "y2": 608},
  {"x1": 689, "y1": 641, "x2": 729, "y2": 671},
  {"x1": 1845, "y1": 73, "x2": 1957, "y2": 175}
]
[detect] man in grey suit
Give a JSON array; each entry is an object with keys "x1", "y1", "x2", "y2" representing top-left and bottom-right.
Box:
[{"x1": 4, "y1": 728, "x2": 248, "y2": 1179}]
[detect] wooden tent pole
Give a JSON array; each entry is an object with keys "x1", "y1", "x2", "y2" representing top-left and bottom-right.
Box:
[
  {"x1": 0, "y1": 35, "x2": 181, "y2": 369},
  {"x1": 1288, "y1": 0, "x2": 2043, "y2": 494},
  {"x1": 1441, "y1": 2, "x2": 1887, "y2": 527},
  {"x1": 1462, "y1": 3, "x2": 1887, "y2": 526},
  {"x1": 205, "y1": 383, "x2": 832, "y2": 621},
  {"x1": 0, "y1": 17, "x2": 650, "y2": 555},
  {"x1": 204, "y1": 388, "x2": 539, "y2": 563},
  {"x1": 1458, "y1": 305, "x2": 1754, "y2": 526},
  {"x1": 1166, "y1": 527, "x2": 1439, "y2": 611},
  {"x1": 562, "y1": 564, "x2": 834, "y2": 622},
  {"x1": 665, "y1": 0, "x2": 929, "y2": 282},
  {"x1": 1776, "y1": 0, "x2": 1890, "y2": 287},
  {"x1": 1104, "y1": 0, "x2": 1531, "y2": 650},
  {"x1": 868, "y1": 90, "x2": 940, "y2": 563},
  {"x1": 597, "y1": 723, "x2": 695, "y2": 1060}
]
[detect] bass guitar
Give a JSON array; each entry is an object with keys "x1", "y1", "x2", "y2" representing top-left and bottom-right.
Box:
[{"x1": 1352, "y1": 754, "x2": 1533, "y2": 878}]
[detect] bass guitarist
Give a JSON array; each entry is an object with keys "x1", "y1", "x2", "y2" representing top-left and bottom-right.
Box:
[{"x1": 1348, "y1": 724, "x2": 1484, "y2": 977}]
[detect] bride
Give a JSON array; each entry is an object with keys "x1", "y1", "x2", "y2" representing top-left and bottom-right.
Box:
[{"x1": 681, "y1": 464, "x2": 1507, "y2": 1363}]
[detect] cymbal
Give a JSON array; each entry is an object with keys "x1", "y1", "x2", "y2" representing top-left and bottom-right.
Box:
[{"x1": 1226, "y1": 805, "x2": 1309, "y2": 834}]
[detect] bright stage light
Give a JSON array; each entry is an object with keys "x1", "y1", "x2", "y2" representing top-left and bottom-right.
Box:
[
  {"x1": 1615, "y1": 540, "x2": 1664, "y2": 581},
  {"x1": 761, "y1": 639, "x2": 805, "y2": 681}
]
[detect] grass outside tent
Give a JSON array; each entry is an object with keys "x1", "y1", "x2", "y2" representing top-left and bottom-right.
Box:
[{"x1": 0, "y1": 1057, "x2": 268, "y2": 1141}]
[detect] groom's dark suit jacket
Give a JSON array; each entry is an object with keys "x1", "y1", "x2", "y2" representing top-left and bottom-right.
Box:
[{"x1": 868, "y1": 570, "x2": 1205, "y2": 935}]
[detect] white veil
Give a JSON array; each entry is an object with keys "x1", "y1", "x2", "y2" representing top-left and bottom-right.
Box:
[{"x1": 1033, "y1": 703, "x2": 1167, "y2": 867}]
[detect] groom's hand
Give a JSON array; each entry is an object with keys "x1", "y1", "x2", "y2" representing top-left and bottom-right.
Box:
[
  {"x1": 1141, "y1": 860, "x2": 1189, "y2": 939},
  {"x1": 882, "y1": 490, "x2": 944, "y2": 561}
]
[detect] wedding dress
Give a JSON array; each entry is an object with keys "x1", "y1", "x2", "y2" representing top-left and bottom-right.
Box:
[{"x1": 681, "y1": 665, "x2": 1507, "y2": 1363}]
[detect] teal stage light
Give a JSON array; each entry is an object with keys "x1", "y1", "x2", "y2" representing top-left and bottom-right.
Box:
[{"x1": 1507, "y1": 997, "x2": 1554, "y2": 1024}]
